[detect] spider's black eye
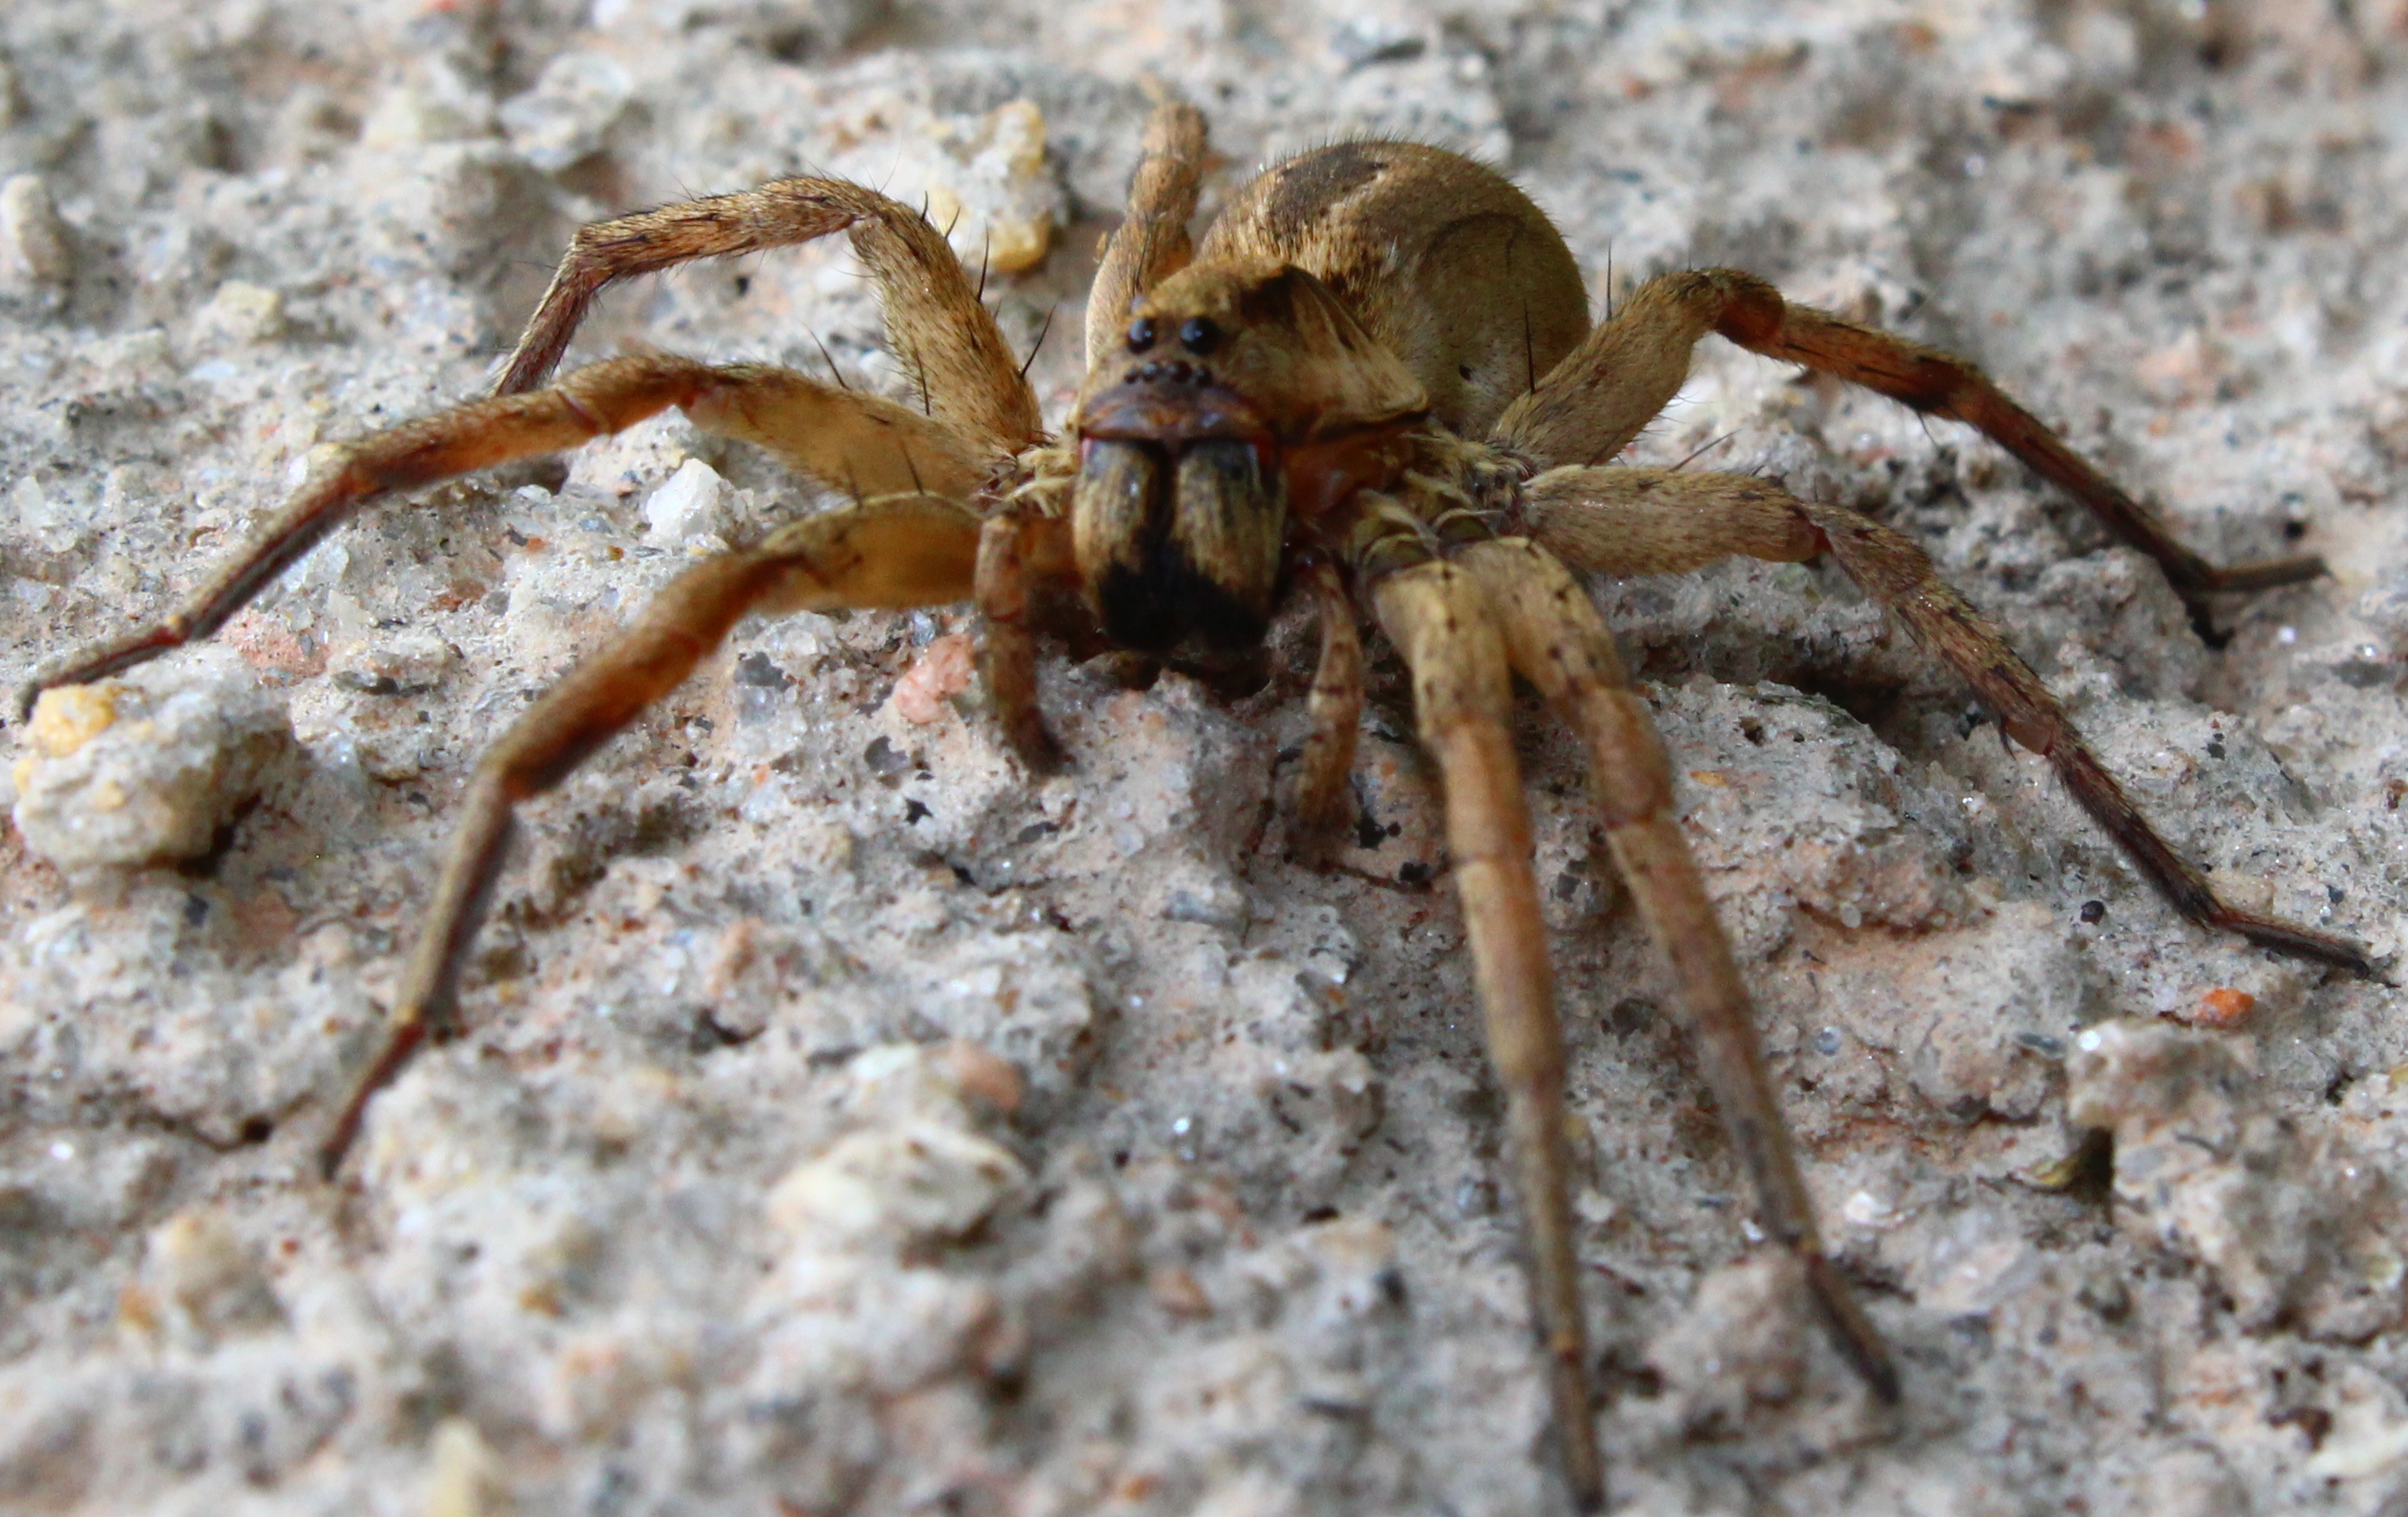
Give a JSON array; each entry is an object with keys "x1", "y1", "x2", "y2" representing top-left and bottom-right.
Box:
[
  {"x1": 1127, "y1": 316, "x2": 1158, "y2": 352},
  {"x1": 1178, "y1": 315, "x2": 1222, "y2": 355}
]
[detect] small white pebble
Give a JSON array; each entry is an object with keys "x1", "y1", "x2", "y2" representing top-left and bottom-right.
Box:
[
  {"x1": 2278, "y1": 625, "x2": 2297, "y2": 645},
  {"x1": 424, "y1": 1417, "x2": 508, "y2": 1517},
  {"x1": 766, "y1": 1122, "x2": 1028, "y2": 1250},
  {"x1": 192, "y1": 279, "x2": 287, "y2": 347},
  {"x1": 48, "y1": 1139, "x2": 74, "y2": 1162},
  {"x1": 2076, "y1": 1029, "x2": 2104, "y2": 1052},
  {"x1": 331, "y1": 628, "x2": 458, "y2": 696},
  {"x1": 643, "y1": 457, "x2": 731, "y2": 544}
]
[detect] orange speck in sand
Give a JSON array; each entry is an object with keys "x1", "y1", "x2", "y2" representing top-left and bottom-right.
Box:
[{"x1": 2184, "y1": 987, "x2": 2258, "y2": 1029}]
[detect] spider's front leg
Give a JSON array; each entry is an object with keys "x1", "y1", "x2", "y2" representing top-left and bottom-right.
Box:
[
  {"x1": 19, "y1": 355, "x2": 991, "y2": 714},
  {"x1": 11, "y1": 340, "x2": 1012, "y2": 1168},
  {"x1": 321, "y1": 491, "x2": 985, "y2": 1173},
  {"x1": 975, "y1": 498, "x2": 1073, "y2": 770},
  {"x1": 495, "y1": 178, "x2": 1042, "y2": 456},
  {"x1": 1286, "y1": 554, "x2": 1366, "y2": 855},
  {"x1": 1336, "y1": 501, "x2": 1604, "y2": 1509},
  {"x1": 16, "y1": 356, "x2": 691, "y2": 711},
  {"x1": 1084, "y1": 101, "x2": 1207, "y2": 373},
  {"x1": 1453, "y1": 533, "x2": 1901, "y2": 1399}
]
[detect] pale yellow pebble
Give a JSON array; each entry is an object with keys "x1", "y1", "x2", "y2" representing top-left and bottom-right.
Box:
[
  {"x1": 26, "y1": 684, "x2": 117, "y2": 758},
  {"x1": 425, "y1": 1418, "x2": 509, "y2": 1517}
]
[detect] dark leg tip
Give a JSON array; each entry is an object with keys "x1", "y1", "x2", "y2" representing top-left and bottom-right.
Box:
[
  {"x1": 2220, "y1": 912, "x2": 2382, "y2": 980},
  {"x1": 1281, "y1": 793, "x2": 1351, "y2": 868},
  {"x1": 1006, "y1": 721, "x2": 1066, "y2": 776},
  {"x1": 315, "y1": 1018, "x2": 429, "y2": 1181},
  {"x1": 1802, "y1": 1252, "x2": 1902, "y2": 1405},
  {"x1": 2192, "y1": 553, "x2": 2329, "y2": 594},
  {"x1": 1556, "y1": 1423, "x2": 1606, "y2": 1515},
  {"x1": 313, "y1": 1133, "x2": 349, "y2": 1184}
]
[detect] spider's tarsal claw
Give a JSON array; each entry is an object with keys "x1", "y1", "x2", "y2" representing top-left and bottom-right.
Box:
[
  {"x1": 1002, "y1": 719, "x2": 1066, "y2": 776},
  {"x1": 1802, "y1": 1252, "x2": 1901, "y2": 1406},
  {"x1": 315, "y1": 1018, "x2": 429, "y2": 1179},
  {"x1": 2217, "y1": 910, "x2": 2380, "y2": 979},
  {"x1": 2192, "y1": 551, "x2": 2328, "y2": 594},
  {"x1": 1088, "y1": 650, "x2": 1161, "y2": 690},
  {"x1": 1277, "y1": 802, "x2": 1347, "y2": 870}
]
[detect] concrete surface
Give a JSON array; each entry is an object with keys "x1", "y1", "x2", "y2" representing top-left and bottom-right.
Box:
[{"x1": 3, "y1": 1, "x2": 2407, "y2": 1513}]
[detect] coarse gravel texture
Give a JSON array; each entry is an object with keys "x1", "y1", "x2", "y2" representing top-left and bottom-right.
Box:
[{"x1": 3, "y1": 1, "x2": 2408, "y2": 1513}]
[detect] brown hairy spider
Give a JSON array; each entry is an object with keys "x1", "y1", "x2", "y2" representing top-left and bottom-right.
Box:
[{"x1": 24, "y1": 101, "x2": 2377, "y2": 1509}]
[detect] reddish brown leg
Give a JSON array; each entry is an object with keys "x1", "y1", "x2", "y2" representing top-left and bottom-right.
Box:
[
  {"x1": 1497, "y1": 269, "x2": 2322, "y2": 594},
  {"x1": 975, "y1": 503, "x2": 1069, "y2": 770},
  {"x1": 1523, "y1": 466, "x2": 2376, "y2": 976},
  {"x1": 1797, "y1": 497, "x2": 2370, "y2": 972},
  {"x1": 322, "y1": 493, "x2": 984, "y2": 1173},
  {"x1": 20, "y1": 356, "x2": 701, "y2": 713},
  {"x1": 681, "y1": 362, "x2": 995, "y2": 500}
]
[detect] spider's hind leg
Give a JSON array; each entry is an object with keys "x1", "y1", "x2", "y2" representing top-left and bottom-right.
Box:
[{"x1": 1521, "y1": 466, "x2": 2377, "y2": 976}]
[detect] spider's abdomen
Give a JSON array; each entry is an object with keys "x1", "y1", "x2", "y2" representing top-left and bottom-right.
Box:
[{"x1": 1196, "y1": 141, "x2": 1590, "y2": 438}]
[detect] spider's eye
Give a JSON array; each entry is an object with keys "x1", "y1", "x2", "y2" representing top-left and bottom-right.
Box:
[
  {"x1": 1178, "y1": 315, "x2": 1222, "y2": 355},
  {"x1": 1127, "y1": 316, "x2": 1158, "y2": 352}
]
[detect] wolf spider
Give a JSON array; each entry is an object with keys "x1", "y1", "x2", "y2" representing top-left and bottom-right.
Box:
[{"x1": 25, "y1": 101, "x2": 2375, "y2": 1508}]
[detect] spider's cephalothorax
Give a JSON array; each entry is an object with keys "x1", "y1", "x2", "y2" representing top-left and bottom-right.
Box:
[
  {"x1": 1069, "y1": 259, "x2": 1427, "y2": 652},
  {"x1": 24, "y1": 101, "x2": 2376, "y2": 1514}
]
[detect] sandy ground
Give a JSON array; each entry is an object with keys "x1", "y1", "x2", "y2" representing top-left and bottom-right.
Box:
[{"x1": 3, "y1": 1, "x2": 2408, "y2": 1513}]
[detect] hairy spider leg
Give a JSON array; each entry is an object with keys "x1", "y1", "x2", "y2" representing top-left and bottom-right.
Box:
[
  {"x1": 1318, "y1": 485, "x2": 1604, "y2": 1509},
  {"x1": 1496, "y1": 268, "x2": 2324, "y2": 596},
  {"x1": 1085, "y1": 100, "x2": 1207, "y2": 373},
  {"x1": 496, "y1": 177, "x2": 1041, "y2": 455},
  {"x1": 1521, "y1": 466, "x2": 2374, "y2": 975},
  {"x1": 320, "y1": 491, "x2": 984, "y2": 1172},
  {"x1": 19, "y1": 355, "x2": 990, "y2": 711},
  {"x1": 1455, "y1": 533, "x2": 1902, "y2": 1401},
  {"x1": 975, "y1": 502, "x2": 1076, "y2": 771},
  {"x1": 1286, "y1": 554, "x2": 1366, "y2": 854}
]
